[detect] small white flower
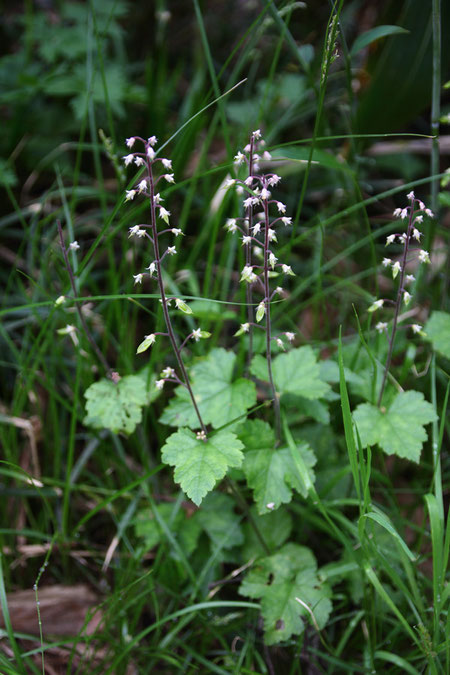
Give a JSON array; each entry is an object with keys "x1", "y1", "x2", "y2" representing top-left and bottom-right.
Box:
[
  {"x1": 154, "y1": 193, "x2": 163, "y2": 204},
  {"x1": 243, "y1": 197, "x2": 253, "y2": 209},
  {"x1": 146, "y1": 262, "x2": 157, "y2": 276},
  {"x1": 405, "y1": 274, "x2": 415, "y2": 284},
  {"x1": 155, "y1": 379, "x2": 165, "y2": 390},
  {"x1": 268, "y1": 174, "x2": 281, "y2": 187},
  {"x1": 382, "y1": 257, "x2": 392, "y2": 267},
  {"x1": 123, "y1": 154, "x2": 134, "y2": 166},
  {"x1": 242, "y1": 235, "x2": 252, "y2": 245},
  {"x1": 167, "y1": 246, "x2": 177, "y2": 256},
  {"x1": 281, "y1": 264, "x2": 295, "y2": 276},
  {"x1": 260, "y1": 187, "x2": 271, "y2": 200},
  {"x1": 425, "y1": 208, "x2": 434, "y2": 218},
  {"x1": 256, "y1": 302, "x2": 266, "y2": 322},
  {"x1": 225, "y1": 178, "x2": 236, "y2": 188},
  {"x1": 266, "y1": 502, "x2": 275, "y2": 510},
  {"x1": 69, "y1": 240, "x2": 80, "y2": 251},
  {"x1": 162, "y1": 158, "x2": 172, "y2": 169},
  {"x1": 171, "y1": 228, "x2": 183, "y2": 236},
  {"x1": 145, "y1": 333, "x2": 156, "y2": 345},
  {"x1": 276, "y1": 338, "x2": 284, "y2": 349},
  {"x1": 191, "y1": 328, "x2": 202, "y2": 341},
  {"x1": 148, "y1": 136, "x2": 158, "y2": 146},
  {"x1": 240, "y1": 265, "x2": 257, "y2": 283},
  {"x1": 415, "y1": 215, "x2": 423, "y2": 224},
  {"x1": 393, "y1": 208, "x2": 402, "y2": 218},
  {"x1": 392, "y1": 261, "x2": 401, "y2": 279},
  {"x1": 159, "y1": 207, "x2": 171, "y2": 222},
  {"x1": 129, "y1": 225, "x2": 140, "y2": 237},
  {"x1": 126, "y1": 137, "x2": 136, "y2": 148},
  {"x1": 418, "y1": 249, "x2": 431, "y2": 264},
  {"x1": 368, "y1": 299, "x2": 384, "y2": 312},
  {"x1": 225, "y1": 218, "x2": 238, "y2": 233},
  {"x1": 398, "y1": 233, "x2": 408, "y2": 244},
  {"x1": 58, "y1": 324, "x2": 76, "y2": 335},
  {"x1": 244, "y1": 176, "x2": 253, "y2": 186},
  {"x1": 55, "y1": 295, "x2": 66, "y2": 306},
  {"x1": 125, "y1": 189, "x2": 136, "y2": 201},
  {"x1": 164, "y1": 174, "x2": 175, "y2": 183},
  {"x1": 376, "y1": 322, "x2": 388, "y2": 333},
  {"x1": 403, "y1": 291, "x2": 412, "y2": 305},
  {"x1": 234, "y1": 151, "x2": 245, "y2": 165},
  {"x1": 413, "y1": 228, "x2": 422, "y2": 241},
  {"x1": 252, "y1": 129, "x2": 262, "y2": 139},
  {"x1": 275, "y1": 286, "x2": 283, "y2": 295},
  {"x1": 262, "y1": 151, "x2": 272, "y2": 160},
  {"x1": 281, "y1": 217, "x2": 292, "y2": 226},
  {"x1": 267, "y1": 228, "x2": 277, "y2": 242},
  {"x1": 276, "y1": 202, "x2": 286, "y2": 214},
  {"x1": 252, "y1": 223, "x2": 261, "y2": 235},
  {"x1": 138, "y1": 179, "x2": 147, "y2": 193},
  {"x1": 285, "y1": 332, "x2": 295, "y2": 342},
  {"x1": 400, "y1": 208, "x2": 408, "y2": 219},
  {"x1": 136, "y1": 229, "x2": 146, "y2": 238},
  {"x1": 196, "y1": 430, "x2": 207, "y2": 441},
  {"x1": 134, "y1": 156, "x2": 145, "y2": 167},
  {"x1": 161, "y1": 367, "x2": 175, "y2": 378},
  {"x1": 386, "y1": 234, "x2": 396, "y2": 245},
  {"x1": 411, "y1": 324, "x2": 423, "y2": 334},
  {"x1": 419, "y1": 201, "x2": 425, "y2": 210},
  {"x1": 147, "y1": 146, "x2": 156, "y2": 161},
  {"x1": 269, "y1": 252, "x2": 278, "y2": 269},
  {"x1": 241, "y1": 323, "x2": 250, "y2": 332},
  {"x1": 406, "y1": 191, "x2": 415, "y2": 201},
  {"x1": 133, "y1": 273, "x2": 143, "y2": 284}
]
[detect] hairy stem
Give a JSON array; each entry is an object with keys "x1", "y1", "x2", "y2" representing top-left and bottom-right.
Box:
[
  {"x1": 245, "y1": 136, "x2": 255, "y2": 371},
  {"x1": 146, "y1": 155, "x2": 207, "y2": 436},
  {"x1": 263, "y1": 194, "x2": 281, "y2": 443}
]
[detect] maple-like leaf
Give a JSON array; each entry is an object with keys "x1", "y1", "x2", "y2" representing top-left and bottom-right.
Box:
[
  {"x1": 161, "y1": 427, "x2": 244, "y2": 505},
  {"x1": 353, "y1": 391, "x2": 437, "y2": 462},
  {"x1": 160, "y1": 348, "x2": 256, "y2": 429},
  {"x1": 84, "y1": 375, "x2": 150, "y2": 435},
  {"x1": 250, "y1": 347, "x2": 330, "y2": 399},
  {"x1": 239, "y1": 543, "x2": 332, "y2": 645},
  {"x1": 238, "y1": 420, "x2": 316, "y2": 513}
]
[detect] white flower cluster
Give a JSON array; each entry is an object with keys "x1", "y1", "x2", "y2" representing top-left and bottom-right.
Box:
[
  {"x1": 227, "y1": 130, "x2": 296, "y2": 349},
  {"x1": 122, "y1": 136, "x2": 181, "y2": 287},
  {"x1": 369, "y1": 191, "x2": 435, "y2": 336}
]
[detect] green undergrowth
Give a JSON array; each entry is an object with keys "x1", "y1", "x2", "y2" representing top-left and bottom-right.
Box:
[{"x1": 0, "y1": 1, "x2": 449, "y2": 673}]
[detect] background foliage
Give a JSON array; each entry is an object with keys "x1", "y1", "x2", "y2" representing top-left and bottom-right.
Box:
[{"x1": 0, "y1": 0, "x2": 449, "y2": 673}]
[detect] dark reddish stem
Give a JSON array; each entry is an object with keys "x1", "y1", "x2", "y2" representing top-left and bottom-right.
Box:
[
  {"x1": 146, "y1": 147, "x2": 207, "y2": 436},
  {"x1": 377, "y1": 198, "x2": 415, "y2": 407}
]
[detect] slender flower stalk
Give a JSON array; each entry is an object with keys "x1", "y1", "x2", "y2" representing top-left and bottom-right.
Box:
[
  {"x1": 124, "y1": 136, "x2": 208, "y2": 437},
  {"x1": 372, "y1": 192, "x2": 434, "y2": 407},
  {"x1": 227, "y1": 131, "x2": 294, "y2": 444}
]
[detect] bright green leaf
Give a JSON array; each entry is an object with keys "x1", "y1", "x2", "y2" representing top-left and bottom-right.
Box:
[
  {"x1": 239, "y1": 543, "x2": 332, "y2": 644},
  {"x1": 84, "y1": 375, "x2": 148, "y2": 435},
  {"x1": 353, "y1": 391, "x2": 437, "y2": 462},
  {"x1": 238, "y1": 420, "x2": 316, "y2": 514},
  {"x1": 251, "y1": 347, "x2": 330, "y2": 400},
  {"x1": 161, "y1": 428, "x2": 244, "y2": 505},
  {"x1": 160, "y1": 348, "x2": 256, "y2": 429},
  {"x1": 425, "y1": 311, "x2": 450, "y2": 358}
]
